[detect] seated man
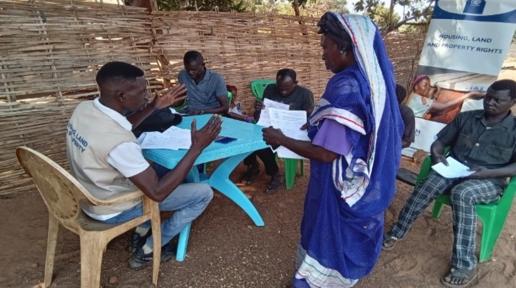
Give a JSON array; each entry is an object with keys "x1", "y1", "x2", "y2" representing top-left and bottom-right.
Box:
[
  {"x1": 396, "y1": 84, "x2": 415, "y2": 148},
  {"x1": 242, "y1": 68, "x2": 314, "y2": 193},
  {"x1": 66, "y1": 61, "x2": 222, "y2": 270},
  {"x1": 178, "y1": 50, "x2": 229, "y2": 115},
  {"x1": 383, "y1": 79, "x2": 516, "y2": 287}
]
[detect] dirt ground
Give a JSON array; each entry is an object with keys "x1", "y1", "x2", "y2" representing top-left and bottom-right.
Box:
[{"x1": 1, "y1": 159, "x2": 515, "y2": 288}]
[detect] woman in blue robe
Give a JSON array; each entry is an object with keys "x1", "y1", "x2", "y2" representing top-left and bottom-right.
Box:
[{"x1": 263, "y1": 12, "x2": 403, "y2": 287}]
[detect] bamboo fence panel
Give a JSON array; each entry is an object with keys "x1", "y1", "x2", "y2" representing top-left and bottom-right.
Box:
[
  {"x1": 0, "y1": 0, "x2": 424, "y2": 197},
  {"x1": 0, "y1": 0, "x2": 156, "y2": 196},
  {"x1": 151, "y1": 11, "x2": 329, "y2": 112}
]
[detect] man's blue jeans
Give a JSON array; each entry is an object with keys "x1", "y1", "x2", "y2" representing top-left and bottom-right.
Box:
[{"x1": 103, "y1": 182, "x2": 213, "y2": 249}]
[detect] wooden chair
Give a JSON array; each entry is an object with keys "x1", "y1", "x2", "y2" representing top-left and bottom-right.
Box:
[{"x1": 16, "y1": 146, "x2": 162, "y2": 288}]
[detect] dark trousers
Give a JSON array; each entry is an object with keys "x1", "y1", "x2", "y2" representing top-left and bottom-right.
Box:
[{"x1": 244, "y1": 148, "x2": 279, "y2": 176}]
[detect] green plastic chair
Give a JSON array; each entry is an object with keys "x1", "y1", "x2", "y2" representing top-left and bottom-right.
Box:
[
  {"x1": 417, "y1": 156, "x2": 516, "y2": 262},
  {"x1": 284, "y1": 158, "x2": 305, "y2": 189},
  {"x1": 250, "y1": 79, "x2": 305, "y2": 190},
  {"x1": 250, "y1": 79, "x2": 275, "y2": 101},
  {"x1": 227, "y1": 91, "x2": 233, "y2": 104}
]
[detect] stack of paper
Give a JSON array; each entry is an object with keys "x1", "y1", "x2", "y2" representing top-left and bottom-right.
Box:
[
  {"x1": 256, "y1": 99, "x2": 309, "y2": 160},
  {"x1": 138, "y1": 126, "x2": 191, "y2": 150},
  {"x1": 256, "y1": 98, "x2": 290, "y2": 127},
  {"x1": 431, "y1": 157, "x2": 474, "y2": 178}
]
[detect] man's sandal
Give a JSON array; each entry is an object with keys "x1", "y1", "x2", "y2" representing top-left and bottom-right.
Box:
[
  {"x1": 382, "y1": 232, "x2": 404, "y2": 251},
  {"x1": 440, "y1": 268, "x2": 477, "y2": 288}
]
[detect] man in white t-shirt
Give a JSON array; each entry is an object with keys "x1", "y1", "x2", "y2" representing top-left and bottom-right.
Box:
[{"x1": 66, "y1": 61, "x2": 221, "y2": 270}]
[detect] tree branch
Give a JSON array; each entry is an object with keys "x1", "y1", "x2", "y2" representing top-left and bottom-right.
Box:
[{"x1": 383, "y1": 1, "x2": 434, "y2": 35}]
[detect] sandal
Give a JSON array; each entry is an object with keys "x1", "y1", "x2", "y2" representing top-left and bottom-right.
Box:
[
  {"x1": 382, "y1": 231, "x2": 403, "y2": 251},
  {"x1": 440, "y1": 267, "x2": 477, "y2": 288},
  {"x1": 265, "y1": 174, "x2": 281, "y2": 194}
]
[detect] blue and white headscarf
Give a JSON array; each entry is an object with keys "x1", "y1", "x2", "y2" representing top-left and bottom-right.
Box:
[{"x1": 309, "y1": 13, "x2": 402, "y2": 209}]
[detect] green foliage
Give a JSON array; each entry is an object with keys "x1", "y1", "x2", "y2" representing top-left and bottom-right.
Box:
[
  {"x1": 368, "y1": 4, "x2": 400, "y2": 30},
  {"x1": 304, "y1": 0, "x2": 348, "y2": 17},
  {"x1": 156, "y1": 0, "x2": 348, "y2": 16},
  {"x1": 157, "y1": 0, "x2": 249, "y2": 12},
  {"x1": 353, "y1": 0, "x2": 434, "y2": 34}
]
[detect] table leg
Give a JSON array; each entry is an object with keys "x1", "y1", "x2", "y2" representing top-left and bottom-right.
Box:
[
  {"x1": 176, "y1": 223, "x2": 191, "y2": 262},
  {"x1": 208, "y1": 152, "x2": 265, "y2": 227}
]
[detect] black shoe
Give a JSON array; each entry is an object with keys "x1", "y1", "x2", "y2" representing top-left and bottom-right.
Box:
[
  {"x1": 129, "y1": 229, "x2": 151, "y2": 254},
  {"x1": 128, "y1": 241, "x2": 177, "y2": 270},
  {"x1": 241, "y1": 164, "x2": 260, "y2": 184},
  {"x1": 265, "y1": 174, "x2": 281, "y2": 194}
]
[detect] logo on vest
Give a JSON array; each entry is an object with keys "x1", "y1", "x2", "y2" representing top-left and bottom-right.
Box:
[{"x1": 67, "y1": 123, "x2": 89, "y2": 152}]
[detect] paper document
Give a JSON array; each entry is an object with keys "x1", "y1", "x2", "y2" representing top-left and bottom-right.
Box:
[
  {"x1": 169, "y1": 107, "x2": 187, "y2": 116},
  {"x1": 267, "y1": 108, "x2": 309, "y2": 160},
  {"x1": 256, "y1": 110, "x2": 272, "y2": 127},
  {"x1": 263, "y1": 98, "x2": 290, "y2": 110},
  {"x1": 431, "y1": 157, "x2": 474, "y2": 179},
  {"x1": 276, "y1": 146, "x2": 306, "y2": 159},
  {"x1": 138, "y1": 126, "x2": 191, "y2": 150},
  {"x1": 268, "y1": 108, "x2": 309, "y2": 139},
  {"x1": 401, "y1": 147, "x2": 417, "y2": 158},
  {"x1": 256, "y1": 98, "x2": 290, "y2": 127}
]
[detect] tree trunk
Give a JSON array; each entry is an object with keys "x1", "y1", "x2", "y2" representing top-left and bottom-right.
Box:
[
  {"x1": 387, "y1": 0, "x2": 396, "y2": 33},
  {"x1": 292, "y1": 0, "x2": 301, "y2": 17},
  {"x1": 124, "y1": 0, "x2": 154, "y2": 11}
]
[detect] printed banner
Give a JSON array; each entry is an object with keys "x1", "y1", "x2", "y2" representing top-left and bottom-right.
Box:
[{"x1": 406, "y1": 0, "x2": 515, "y2": 152}]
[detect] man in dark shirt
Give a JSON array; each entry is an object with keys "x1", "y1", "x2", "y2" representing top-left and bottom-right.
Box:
[
  {"x1": 383, "y1": 79, "x2": 516, "y2": 287},
  {"x1": 396, "y1": 84, "x2": 415, "y2": 148},
  {"x1": 178, "y1": 50, "x2": 229, "y2": 115},
  {"x1": 242, "y1": 68, "x2": 314, "y2": 193}
]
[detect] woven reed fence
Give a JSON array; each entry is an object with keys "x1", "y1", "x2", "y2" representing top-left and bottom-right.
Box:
[{"x1": 0, "y1": 0, "x2": 424, "y2": 197}]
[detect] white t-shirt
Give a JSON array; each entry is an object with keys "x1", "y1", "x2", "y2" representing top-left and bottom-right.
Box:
[
  {"x1": 406, "y1": 93, "x2": 433, "y2": 117},
  {"x1": 84, "y1": 99, "x2": 150, "y2": 221}
]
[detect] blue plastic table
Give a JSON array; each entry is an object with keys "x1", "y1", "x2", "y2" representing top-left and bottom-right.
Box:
[{"x1": 144, "y1": 114, "x2": 268, "y2": 225}]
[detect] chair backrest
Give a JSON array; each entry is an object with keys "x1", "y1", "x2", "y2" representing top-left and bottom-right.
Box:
[
  {"x1": 226, "y1": 84, "x2": 236, "y2": 104},
  {"x1": 415, "y1": 155, "x2": 433, "y2": 186},
  {"x1": 250, "y1": 79, "x2": 275, "y2": 101},
  {"x1": 227, "y1": 91, "x2": 233, "y2": 103},
  {"x1": 16, "y1": 146, "x2": 92, "y2": 232},
  {"x1": 497, "y1": 176, "x2": 516, "y2": 210}
]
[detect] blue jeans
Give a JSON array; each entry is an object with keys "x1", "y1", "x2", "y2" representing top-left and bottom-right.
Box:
[{"x1": 104, "y1": 182, "x2": 213, "y2": 249}]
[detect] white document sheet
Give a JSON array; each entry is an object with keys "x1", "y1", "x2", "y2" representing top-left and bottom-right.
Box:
[
  {"x1": 169, "y1": 107, "x2": 187, "y2": 116},
  {"x1": 275, "y1": 146, "x2": 303, "y2": 159},
  {"x1": 264, "y1": 98, "x2": 290, "y2": 110},
  {"x1": 431, "y1": 157, "x2": 474, "y2": 179},
  {"x1": 256, "y1": 98, "x2": 290, "y2": 127},
  {"x1": 256, "y1": 110, "x2": 272, "y2": 127},
  {"x1": 138, "y1": 126, "x2": 191, "y2": 150},
  {"x1": 268, "y1": 108, "x2": 309, "y2": 160}
]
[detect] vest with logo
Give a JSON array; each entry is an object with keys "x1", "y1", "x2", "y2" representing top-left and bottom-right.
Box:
[{"x1": 66, "y1": 101, "x2": 141, "y2": 216}]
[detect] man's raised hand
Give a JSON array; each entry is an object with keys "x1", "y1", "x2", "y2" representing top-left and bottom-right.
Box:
[
  {"x1": 154, "y1": 84, "x2": 187, "y2": 110},
  {"x1": 190, "y1": 115, "x2": 222, "y2": 151}
]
